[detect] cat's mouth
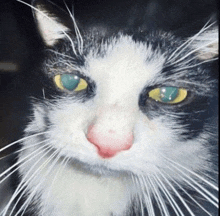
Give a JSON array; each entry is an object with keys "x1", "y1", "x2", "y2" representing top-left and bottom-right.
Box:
[{"x1": 60, "y1": 154, "x2": 132, "y2": 178}]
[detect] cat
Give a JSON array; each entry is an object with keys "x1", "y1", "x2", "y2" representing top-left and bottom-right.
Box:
[{"x1": 0, "y1": 0, "x2": 218, "y2": 215}]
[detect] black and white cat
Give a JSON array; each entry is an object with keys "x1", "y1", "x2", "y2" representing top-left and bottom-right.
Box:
[{"x1": 0, "y1": 0, "x2": 218, "y2": 215}]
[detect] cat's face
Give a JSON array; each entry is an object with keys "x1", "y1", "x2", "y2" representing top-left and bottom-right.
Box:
[
  {"x1": 14, "y1": 1, "x2": 218, "y2": 215},
  {"x1": 24, "y1": 1, "x2": 217, "y2": 177},
  {"x1": 28, "y1": 35, "x2": 208, "y2": 177}
]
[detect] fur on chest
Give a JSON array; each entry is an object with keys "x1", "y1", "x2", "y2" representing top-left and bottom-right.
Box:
[{"x1": 18, "y1": 149, "x2": 133, "y2": 216}]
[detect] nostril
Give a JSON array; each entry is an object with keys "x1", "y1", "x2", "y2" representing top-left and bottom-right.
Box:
[{"x1": 87, "y1": 124, "x2": 133, "y2": 158}]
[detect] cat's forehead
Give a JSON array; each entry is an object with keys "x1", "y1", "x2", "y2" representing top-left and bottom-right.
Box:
[
  {"x1": 47, "y1": 34, "x2": 166, "y2": 89},
  {"x1": 86, "y1": 35, "x2": 165, "y2": 89}
]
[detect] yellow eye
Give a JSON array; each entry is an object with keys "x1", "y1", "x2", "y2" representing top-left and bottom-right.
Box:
[
  {"x1": 54, "y1": 74, "x2": 88, "y2": 92},
  {"x1": 148, "y1": 87, "x2": 187, "y2": 104}
]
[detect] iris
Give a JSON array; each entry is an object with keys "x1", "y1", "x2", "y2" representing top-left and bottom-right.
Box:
[
  {"x1": 61, "y1": 74, "x2": 80, "y2": 91},
  {"x1": 160, "y1": 87, "x2": 178, "y2": 103}
]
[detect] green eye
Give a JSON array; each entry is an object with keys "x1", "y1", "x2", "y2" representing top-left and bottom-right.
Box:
[
  {"x1": 54, "y1": 74, "x2": 88, "y2": 92},
  {"x1": 148, "y1": 86, "x2": 187, "y2": 104}
]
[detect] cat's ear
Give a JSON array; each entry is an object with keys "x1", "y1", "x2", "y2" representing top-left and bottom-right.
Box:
[
  {"x1": 191, "y1": 24, "x2": 218, "y2": 60},
  {"x1": 32, "y1": 0, "x2": 72, "y2": 46}
]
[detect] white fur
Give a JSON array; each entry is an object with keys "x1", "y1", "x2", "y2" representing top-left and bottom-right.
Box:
[{"x1": 35, "y1": 6, "x2": 69, "y2": 46}]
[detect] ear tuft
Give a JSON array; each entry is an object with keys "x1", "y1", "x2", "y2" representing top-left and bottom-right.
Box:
[
  {"x1": 33, "y1": 2, "x2": 70, "y2": 46},
  {"x1": 191, "y1": 25, "x2": 218, "y2": 60}
]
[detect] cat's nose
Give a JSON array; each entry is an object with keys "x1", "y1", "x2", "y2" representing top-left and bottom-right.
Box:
[{"x1": 87, "y1": 125, "x2": 133, "y2": 158}]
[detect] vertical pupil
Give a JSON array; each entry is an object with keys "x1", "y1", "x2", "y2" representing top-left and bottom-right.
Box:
[
  {"x1": 160, "y1": 87, "x2": 178, "y2": 102},
  {"x1": 61, "y1": 74, "x2": 80, "y2": 90}
]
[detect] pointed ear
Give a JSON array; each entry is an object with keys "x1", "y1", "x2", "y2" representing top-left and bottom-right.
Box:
[
  {"x1": 191, "y1": 25, "x2": 218, "y2": 60},
  {"x1": 32, "y1": 0, "x2": 71, "y2": 46}
]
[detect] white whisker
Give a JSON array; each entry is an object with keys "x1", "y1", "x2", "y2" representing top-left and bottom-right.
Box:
[
  {"x1": 58, "y1": 61, "x2": 78, "y2": 69},
  {"x1": 130, "y1": 174, "x2": 142, "y2": 216},
  {"x1": 175, "y1": 54, "x2": 199, "y2": 66},
  {"x1": 0, "y1": 138, "x2": 48, "y2": 162},
  {"x1": 153, "y1": 174, "x2": 183, "y2": 216},
  {"x1": 45, "y1": 60, "x2": 79, "y2": 71},
  {"x1": 42, "y1": 88, "x2": 46, "y2": 99},
  {"x1": 0, "y1": 154, "x2": 11, "y2": 161},
  {"x1": 167, "y1": 20, "x2": 216, "y2": 64},
  {"x1": 46, "y1": 49, "x2": 75, "y2": 60},
  {"x1": 165, "y1": 173, "x2": 213, "y2": 216},
  {"x1": 172, "y1": 57, "x2": 218, "y2": 72},
  {"x1": 138, "y1": 175, "x2": 155, "y2": 216},
  {"x1": 166, "y1": 164, "x2": 218, "y2": 207},
  {"x1": 162, "y1": 155, "x2": 218, "y2": 191},
  {"x1": 148, "y1": 174, "x2": 170, "y2": 216},
  {"x1": 1, "y1": 145, "x2": 53, "y2": 216},
  {"x1": 9, "y1": 151, "x2": 59, "y2": 216},
  {"x1": 63, "y1": 1, "x2": 84, "y2": 55},
  {"x1": 0, "y1": 131, "x2": 48, "y2": 154},
  {"x1": 0, "y1": 140, "x2": 49, "y2": 183},
  {"x1": 132, "y1": 176, "x2": 145, "y2": 216},
  {"x1": 14, "y1": 149, "x2": 62, "y2": 216},
  {"x1": 168, "y1": 38, "x2": 218, "y2": 67},
  {"x1": 158, "y1": 169, "x2": 196, "y2": 216},
  {"x1": 40, "y1": 155, "x2": 69, "y2": 216}
]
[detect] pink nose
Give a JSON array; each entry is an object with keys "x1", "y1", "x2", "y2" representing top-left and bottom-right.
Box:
[{"x1": 87, "y1": 125, "x2": 133, "y2": 158}]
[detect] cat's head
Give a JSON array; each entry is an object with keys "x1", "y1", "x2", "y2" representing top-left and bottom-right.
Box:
[{"x1": 24, "y1": 0, "x2": 218, "y2": 180}]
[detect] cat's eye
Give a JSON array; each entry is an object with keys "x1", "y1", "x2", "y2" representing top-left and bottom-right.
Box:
[
  {"x1": 148, "y1": 86, "x2": 187, "y2": 104},
  {"x1": 54, "y1": 74, "x2": 88, "y2": 92}
]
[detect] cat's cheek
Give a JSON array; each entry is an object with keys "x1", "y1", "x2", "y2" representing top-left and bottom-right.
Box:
[
  {"x1": 45, "y1": 123, "x2": 99, "y2": 160},
  {"x1": 24, "y1": 105, "x2": 48, "y2": 133}
]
